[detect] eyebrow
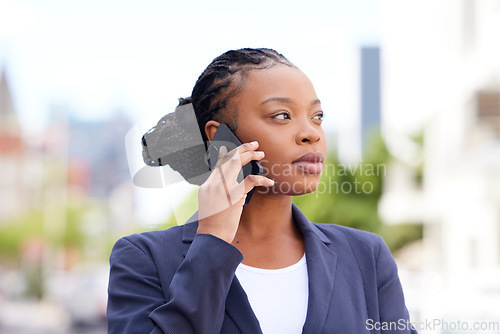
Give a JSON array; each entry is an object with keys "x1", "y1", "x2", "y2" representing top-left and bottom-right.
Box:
[{"x1": 260, "y1": 97, "x2": 321, "y2": 106}]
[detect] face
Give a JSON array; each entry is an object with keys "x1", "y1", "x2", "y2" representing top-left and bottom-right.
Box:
[{"x1": 228, "y1": 65, "x2": 327, "y2": 195}]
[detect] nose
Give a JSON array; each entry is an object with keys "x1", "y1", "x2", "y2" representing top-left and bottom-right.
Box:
[{"x1": 295, "y1": 119, "x2": 322, "y2": 145}]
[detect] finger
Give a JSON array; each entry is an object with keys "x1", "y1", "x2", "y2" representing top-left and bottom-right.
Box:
[
  {"x1": 215, "y1": 145, "x2": 227, "y2": 168},
  {"x1": 207, "y1": 145, "x2": 227, "y2": 181},
  {"x1": 222, "y1": 141, "x2": 259, "y2": 162},
  {"x1": 218, "y1": 151, "x2": 265, "y2": 184},
  {"x1": 235, "y1": 141, "x2": 260, "y2": 157},
  {"x1": 218, "y1": 146, "x2": 265, "y2": 183},
  {"x1": 234, "y1": 174, "x2": 274, "y2": 197},
  {"x1": 216, "y1": 162, "x2": 232, "y2": 208}
]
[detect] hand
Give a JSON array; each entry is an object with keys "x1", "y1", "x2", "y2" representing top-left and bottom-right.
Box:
[{"x1": 196, "y1": 141, "x2": 274, "y2": 244}]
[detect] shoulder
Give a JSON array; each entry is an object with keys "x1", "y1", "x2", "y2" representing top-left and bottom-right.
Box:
[
  {"x1": 311, "y1": 223, "x2": 398, "y2": 288},
  {"x1": 118, "y1": 223, "x2": 185, "y2": 247},
  {"x1": 311, "y1": 222, "x2": 385, "y2": 260},
  {"x1": 111, "y1": 222, "x2": 196, "y2": 260}
]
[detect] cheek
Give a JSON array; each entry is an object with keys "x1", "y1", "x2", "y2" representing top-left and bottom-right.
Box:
[{"x1": 258, "y1": 147, "x2": 288, "y2": 177}]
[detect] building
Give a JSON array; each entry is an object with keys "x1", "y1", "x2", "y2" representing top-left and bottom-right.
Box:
[
  {"x1": 380, "y1": 0, "x2": 500, "y2": 323},
  {"x1": 0, "y1": 68, "x2": 27, "y2": 221},
  {"x1": 360, "y1": 46, "x2": 381, "y2": 150}
]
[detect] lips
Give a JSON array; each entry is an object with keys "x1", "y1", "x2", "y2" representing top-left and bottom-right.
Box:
[
  {"x1": 292, "y1": 152, "x2": 324, "y2": 174},
  {"x1": 292, "y1": 152, "x2": 323, "y2": 164}
]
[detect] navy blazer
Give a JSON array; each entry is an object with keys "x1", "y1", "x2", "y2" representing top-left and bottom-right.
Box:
[{"x1": 107, "y1": 203, "x2": 417, "y2": 333}]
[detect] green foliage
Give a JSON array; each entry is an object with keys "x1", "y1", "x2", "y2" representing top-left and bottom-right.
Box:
[
  {"x1": 0, "y1": 210, "x2": 43, "y2": 261},
  {"x1": 377, "y1": 223, "x2": 423, "y2": 252},
  {"x1": 62, "y1": 205, "x2": 86, "y2": 247},
  {"x1": 0, "y1": 203, "x2": 86, "y2": 262},
  {"x1": 408, "y1": 128, "x2": 425, "y2": 187}
]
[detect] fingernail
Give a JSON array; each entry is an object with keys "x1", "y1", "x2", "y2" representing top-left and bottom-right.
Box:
[
  {"x1": 268, "y1": 179, "x2": 275, "y2": 185},
  {"x1": 250, "y1": 141, "x2": 258, "y2": 146}
]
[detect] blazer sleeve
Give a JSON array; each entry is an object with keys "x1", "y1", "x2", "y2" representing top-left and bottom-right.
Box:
[
  {"x1": 107, "y1": 232, "x2": 244, "y2": 334},
  {"x1": 375, "y1": 235, "x2": 418, "y2": 334}
]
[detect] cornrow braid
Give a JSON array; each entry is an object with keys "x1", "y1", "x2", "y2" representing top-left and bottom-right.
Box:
[{"x1": 142, "y1": 48, "x2": 295, "y2": 186}]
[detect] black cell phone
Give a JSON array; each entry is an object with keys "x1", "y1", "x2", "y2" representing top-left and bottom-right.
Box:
[{"x1": 206, "y1": 124, "x2": 263, "y2": 206}]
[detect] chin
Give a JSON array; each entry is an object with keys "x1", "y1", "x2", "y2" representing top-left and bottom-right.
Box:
[
  {"x1": 292, "y1": 182, "x2": 320, "y2": 195},
  {"x1": 256, "y1": 177, "x2": 322, "y2": 196}
]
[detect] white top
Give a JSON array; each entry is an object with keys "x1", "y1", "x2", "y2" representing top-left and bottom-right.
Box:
[{"x1": 235, "y1": 253, "x2": 309, "y2": 334}]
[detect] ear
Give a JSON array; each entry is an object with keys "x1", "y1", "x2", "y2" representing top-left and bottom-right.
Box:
[{"x1": 204, "y1": 120, "x2": 221, "y2": 141}]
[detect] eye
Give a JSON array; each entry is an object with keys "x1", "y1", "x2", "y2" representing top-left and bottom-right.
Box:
[
  {"x1": 272, "y1": 112, "x2": 291, "y2": 120},
  {"x1": 313, "y1": 113, "x2": 324, "y2": 121}
]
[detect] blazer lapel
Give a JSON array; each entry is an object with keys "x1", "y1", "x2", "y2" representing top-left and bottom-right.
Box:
[
  {"x1": 224, "y1": 278, "x2": 263, "y2": 334},
  {"x1": 291, "y1": 203, "x2": 338, "y2": 334}
]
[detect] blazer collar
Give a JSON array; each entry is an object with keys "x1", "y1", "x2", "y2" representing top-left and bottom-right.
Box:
[{"x1": 180, "y1": 203, "x2": 338, "y2": 334}]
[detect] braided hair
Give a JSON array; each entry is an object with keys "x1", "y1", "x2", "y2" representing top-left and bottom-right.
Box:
[{"x1": 142, "y1": 48, "x2": 296, "y2": 186}]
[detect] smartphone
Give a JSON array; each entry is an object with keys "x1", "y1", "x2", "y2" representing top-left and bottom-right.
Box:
[{"x1": 206, "y1": 123, "x2": 263, "y2": 206}]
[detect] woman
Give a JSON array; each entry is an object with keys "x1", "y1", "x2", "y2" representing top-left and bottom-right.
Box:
[{"x1": 107, "y1": 48, "x2": 417, "y2": 333}]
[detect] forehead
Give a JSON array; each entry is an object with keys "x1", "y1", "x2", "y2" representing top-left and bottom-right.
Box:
[{"x1": 236, "y1": 66, "x2": 318, "y2": 105}]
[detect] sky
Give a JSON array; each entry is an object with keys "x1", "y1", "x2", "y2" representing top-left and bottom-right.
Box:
[
  {"x1": 0, "y1": 0, "x2": 381, "y2": 130},
  {"x1": 0, "y1": 0, "x2": 382, "y2": 223}
]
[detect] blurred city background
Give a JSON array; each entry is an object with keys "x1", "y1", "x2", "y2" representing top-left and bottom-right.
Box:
[{"x1": 1, "y1": 0, "x2": 500, "y2": 333}]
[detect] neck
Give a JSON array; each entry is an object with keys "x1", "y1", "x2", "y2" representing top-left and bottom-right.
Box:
[{"x1": 237, "y1": 189, "x2": 295, "y2": 239}]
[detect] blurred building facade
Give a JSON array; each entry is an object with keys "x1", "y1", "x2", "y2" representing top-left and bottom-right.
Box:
[
  {"x1": 0, "y1": 69, "x2": 136, "y2": 329},
  {"x1": 381, "y1": 0, "x2": 500, "y2": 323},
  {"x1": 0, "y1": 69, "x2": 28, "y2": 221},
  {"x1": 361, "y1": 46, "x2": 381, "y2": 150},
  {"x1": 65, "y1": 112, "x2": 135, "y2": 232}
]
